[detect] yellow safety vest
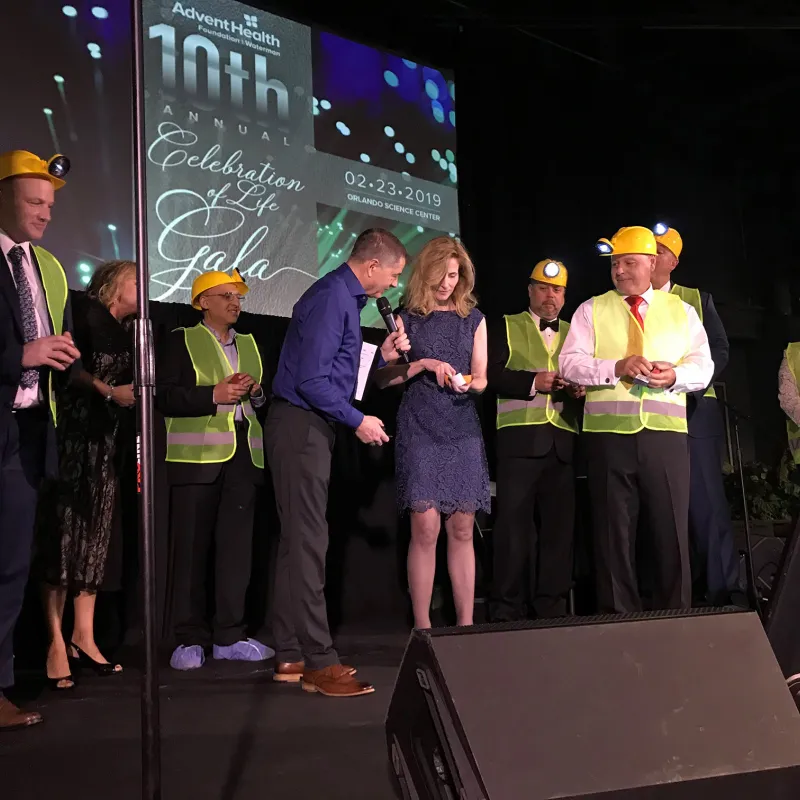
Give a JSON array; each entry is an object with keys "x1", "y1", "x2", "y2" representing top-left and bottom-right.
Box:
[
  {"x1": 785, "y1": 342, "x2": 800, "y2": 465},
  {"x1": 496, "y1": 311, "x2": 578, "y2": 434},
  {"x1": 584, "y1": 290, "x2": 691, "y2": 434},
  {"x1": 669, "y1": 283, "x2": 716, "y2": 399},
  {"x1": 165, "y1": 324, "x2": 264, "y2": 467},
  {"x1": 31, "y1": 246, "x2": 69, "y2": 424}
]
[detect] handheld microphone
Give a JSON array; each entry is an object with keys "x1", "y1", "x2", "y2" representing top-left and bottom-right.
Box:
[{"x1": 376, "y1": 297, "x2": 410, "y2": 363}]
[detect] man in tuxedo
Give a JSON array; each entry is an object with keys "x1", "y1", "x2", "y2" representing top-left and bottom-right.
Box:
[
  {"x1": 0, "y1": 150, "x2": 80, "y2": 729},
  {"x1": 652, "y1": 225, "x2": 741, "y2": 605},
  {"x1": 488, "y1": 260, "x2": 583, "y2": 621}
]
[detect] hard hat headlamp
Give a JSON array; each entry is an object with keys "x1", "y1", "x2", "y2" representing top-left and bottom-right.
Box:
[
  {"x1": 596, "y1": 241, "x2": 612, "y2": 255},
  {"x1": 48, "y1": 155, "x2": 70, "y2": 179},
  {"x1": 542, "y1": 261, "x2": 560, "y2": 278},
  {"x1": 653, "y1": 222, "x2": 669, "y2": 236}
]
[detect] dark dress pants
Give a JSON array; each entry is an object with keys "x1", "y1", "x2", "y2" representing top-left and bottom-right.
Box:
[
  {"x1": 0, "y1": 409, "x2": 47, "y2": 691},
  {"x1": 689, "y1": 434, "x2": 740, "y2": 602},
  {"x1": 491, "y1": 446, "x2": 575, "y2": 621},
  {"x1": 587, "y1": 430, "x2": 691, "y2": 613},
  {"x1": 170, "y1": 427, "x2": 258, "y2": 647},
  {"x1": 265, "y1": 401, "x2": 339, "y2": 670}
]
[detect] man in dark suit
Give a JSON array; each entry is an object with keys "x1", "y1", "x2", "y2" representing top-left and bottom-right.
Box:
[
  {"x1": 156, "y1": 269, "x2": 273, "y2": 671},
  {"x1": 488, "y1": 260, "x2": 583, "y2": 622},
  {"x1": 0, "y1": 150, "x2": 80, "y2": 729},
  {"x1": 653, "y1": 225, "x2": 741, "y2": 605}
]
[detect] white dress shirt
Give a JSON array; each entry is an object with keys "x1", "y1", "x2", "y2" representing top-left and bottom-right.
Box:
[
  {"x1": 1, "y1": 229, "x2": 52, "y2": 408},
  {"x1": 528, "y1": 308, "x2": 559, "y2": 397},
  {"x1": 559, "y1": 286, "x2": 713, "y2": 394}
]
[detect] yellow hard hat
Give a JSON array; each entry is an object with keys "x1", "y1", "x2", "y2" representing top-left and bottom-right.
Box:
[
  {"x1": 0, "y1": 150, "x2": 70, "y2": 190},
  {"x1": 653, "y1": 223, "x2": 683, "y2": 258},
  {"x1": 596, "y1": 226, "x2": 657, "y2": 257},
  {"x1": 530, "y1": 259, "x2": 567, "y2": 287},
  {"x1": 191, "y1": 269, "x2": 248, "y2": 310}
]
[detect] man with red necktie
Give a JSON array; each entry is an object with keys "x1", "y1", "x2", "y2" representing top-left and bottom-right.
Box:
[{"x1": 560, "y1": 226, "x2": 714, "y2": 613}]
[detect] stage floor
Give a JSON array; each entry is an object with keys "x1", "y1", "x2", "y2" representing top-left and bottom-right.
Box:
[{"x1": 0, "y1": 634, "x2": 407, "y2": 800}]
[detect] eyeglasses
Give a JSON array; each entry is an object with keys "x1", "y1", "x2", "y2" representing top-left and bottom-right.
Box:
[{"x1": 204, "y1": 292, "x2": 245, "y2": 303}]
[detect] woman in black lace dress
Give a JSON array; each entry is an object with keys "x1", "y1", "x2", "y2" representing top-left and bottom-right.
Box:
[{"x1": 38, "y1": 261, "x2": 137, "y2": 689}]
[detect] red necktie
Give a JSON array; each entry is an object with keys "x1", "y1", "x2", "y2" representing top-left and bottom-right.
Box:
[{"x1": 626, "y1": 295, "x2": 645, "y2": 330}]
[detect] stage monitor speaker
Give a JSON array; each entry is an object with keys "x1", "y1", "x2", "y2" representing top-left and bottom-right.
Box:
[
  {"x1": 766, "y1": 516, "x2": 800, "y2": 678},
  {"x1": 386, "y1": 609, "x2": 800, "y2": 799}
]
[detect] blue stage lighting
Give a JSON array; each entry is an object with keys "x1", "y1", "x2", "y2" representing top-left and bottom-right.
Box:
[
  {"x1": 91, "y1": 6, "x2": 109, "y2": 18},
  {"x1": 62, "y1": 5, "x2": 78, "y2": 17}
]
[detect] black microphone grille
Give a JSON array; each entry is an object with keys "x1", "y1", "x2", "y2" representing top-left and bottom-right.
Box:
[{"x1": 376, "y1": 297, "x2": 391, "y2": 315}]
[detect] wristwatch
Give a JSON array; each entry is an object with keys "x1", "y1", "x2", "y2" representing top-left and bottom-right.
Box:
[{"x1": 105, "y1": 387, "x2": 114, "y2": 403}]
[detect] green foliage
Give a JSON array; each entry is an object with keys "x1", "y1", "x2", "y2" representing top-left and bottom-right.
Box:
[{"x1": 723, "y1": 452, "x2": 800, "y2": 521}]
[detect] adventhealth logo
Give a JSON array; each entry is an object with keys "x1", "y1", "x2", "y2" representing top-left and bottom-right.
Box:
[{"x1": 171, "y1": 2, "x2": 281, "y2": 46}]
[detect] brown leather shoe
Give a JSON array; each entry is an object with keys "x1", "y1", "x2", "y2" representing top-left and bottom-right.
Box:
[
  {"x1": 0, "y1": 697, "x2": 43, "y2": 731},
  {"x1": 301, "y1": 664, "x2": 374, "y2": 697},
  {"x1": 273, "y1": 660, "x2": 356, "y2": 683}
]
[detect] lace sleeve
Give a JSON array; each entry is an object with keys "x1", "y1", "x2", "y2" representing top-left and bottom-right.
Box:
[{"x1": 778, "y1": 355, "x2": 800, "y2": 426}]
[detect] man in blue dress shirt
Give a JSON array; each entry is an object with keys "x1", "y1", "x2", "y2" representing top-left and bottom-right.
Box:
[{"x1": 267, "y1": 228, "x2": 409, "y2": 697}]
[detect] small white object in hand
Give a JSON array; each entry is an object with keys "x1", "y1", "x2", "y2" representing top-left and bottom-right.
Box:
[{"x1": 450, "y1": 373, "x2": 466, "y2": 388}]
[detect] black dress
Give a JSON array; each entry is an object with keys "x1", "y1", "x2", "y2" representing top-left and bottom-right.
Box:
[{"x1": 38, "y1": 294, "x2": 134, "y2": 592}]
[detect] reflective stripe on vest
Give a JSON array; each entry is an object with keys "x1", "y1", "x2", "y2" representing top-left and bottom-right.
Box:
[
  {"x1": 165, "y1": 324, "x2": 264, "y2": 467},
  {"x1": 670, "y1": 284, "x2": 716, "y2": 400},
  {"x1": 584, "y1": 290, "x2": 690, "y2": 434},
  {"x1": 785, "y1": 342, "x2": 800, "y2": 465},
  {"x1": 32, "y1": 247, "x2": 68, "y2": 425},
  {"x1": 496, "y1": 312, "x2": 578, "y2": 434}
]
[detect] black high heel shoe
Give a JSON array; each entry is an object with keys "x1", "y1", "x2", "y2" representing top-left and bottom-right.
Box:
[
  {"x1": 46, "y1": 674, "x2": 75, "y2": 691},
  {"x1": 69, "y1": 643, "x2": 122, "y2": 676}
]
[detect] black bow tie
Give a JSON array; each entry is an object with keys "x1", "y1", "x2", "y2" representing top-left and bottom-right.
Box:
[{"x1": 539, "y1": 318, "x2": 558, "y2": 332}]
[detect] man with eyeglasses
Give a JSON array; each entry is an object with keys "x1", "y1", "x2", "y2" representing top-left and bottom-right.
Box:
[{"x1": 157, "y1": 269, "x2": 274, "y2": 670}]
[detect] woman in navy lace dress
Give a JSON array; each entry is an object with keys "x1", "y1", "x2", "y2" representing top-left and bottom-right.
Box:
[{"x1": 376, "y1": 237, "x2": 490, "y2": 628}]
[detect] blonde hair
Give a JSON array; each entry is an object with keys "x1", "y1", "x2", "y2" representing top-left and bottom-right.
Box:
[
  {"x1": 403, "y1": 237, "x2": 477, "y2": 318},
  {"x1": 86, "y1": 260, "x2": 136, "y2": 309}
]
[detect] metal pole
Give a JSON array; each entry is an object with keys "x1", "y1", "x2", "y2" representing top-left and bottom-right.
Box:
[
  {"x1": 733, "y1": 415, "x2": 761, "y2": 617},
  {"x1": 131, "y1": 0, "x2": 162, "y2": 797}
]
